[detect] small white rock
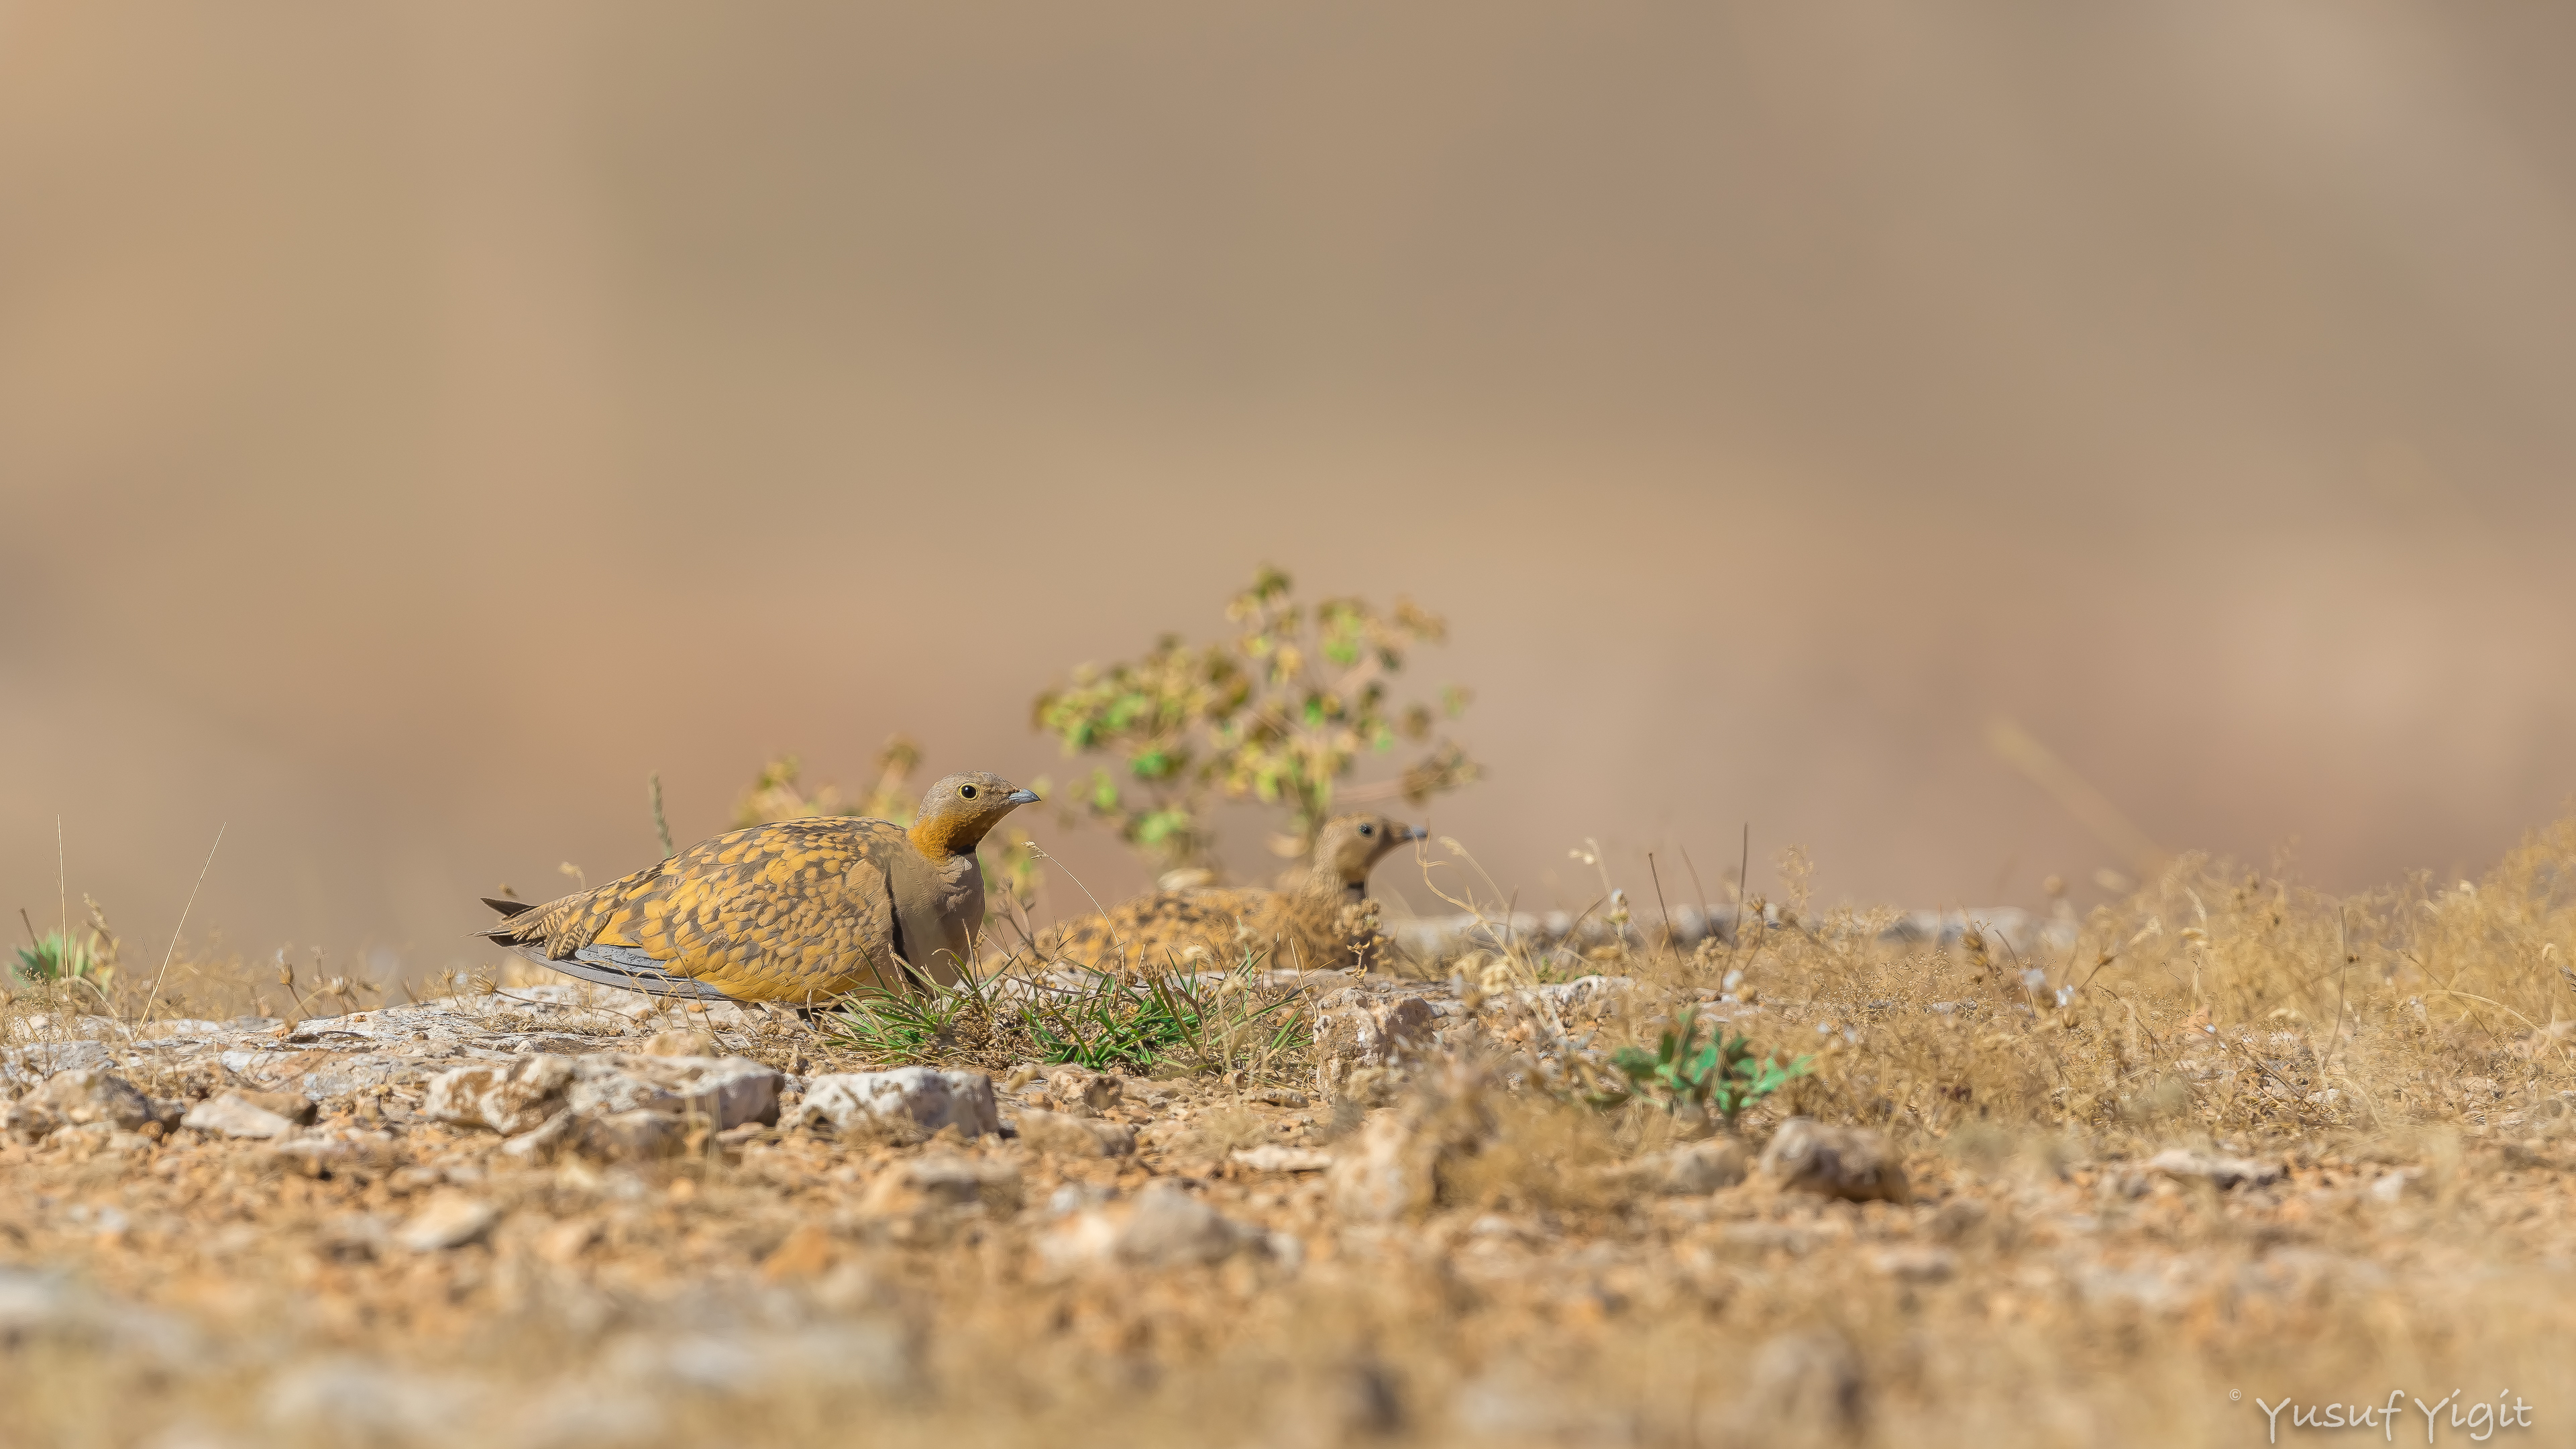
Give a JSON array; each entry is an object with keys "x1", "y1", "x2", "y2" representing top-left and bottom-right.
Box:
[
  {"x1": 1042, "y1": 1065, "x2": 1122, "y2": 1115},
  {"x1": 2145, "y1": 1148, "x2": 2285, "y2": 1191},
  {"x1": 1326, "y1": 1113, "x2": 1440, "y2": 1222},
  {"x1": 1760, "y1": 1118, "x2": 1909, "y2": 1203},
  {"x1": 1014, "y1": 1108, "x2": 1136, "y2": 1158},
  {"x1": 1617, "y1": 1138, "x2": 1750, "y2": 1195},
  {"x1": 859, "y1": 1155, "x2": 1022, "y2": 1216},
  {"x1": 181, "y1": 1092, "x2": 298, "y2": 1140},
  {"x1": 498, "y1": 1108, "x2": 578, "y2": 1163},
  {"x1": 397, "y1": 1195, "x2": 500, "y2": 1252},
  {"x1": 423, "y1": 1056, "x2": 575, "y2": 1136},
  {"x1": 796, "y1": 1068, "x2": 999, "y2": 1138},
  {"x1": 1040, "y1": 1181, "x2": 1257, "y2": 1272},
  {"x1": 6, "y1": 1068, "x2": 158, "y2": 1139},
  {"x1": 1231, "y1": 1145, "x2": 1334, "y2": 1173},
  {"x1": 568, "y1": 1055, "x2": 781, "y2": 1129},
  {"x1": 1867, "y1": 1245, "x2": 1957, "y2": 1283}
]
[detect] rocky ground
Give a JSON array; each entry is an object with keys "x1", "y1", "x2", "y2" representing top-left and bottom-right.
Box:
[{"x1": 5, "y1": 971, "x2": 2573, "y2": 1449}]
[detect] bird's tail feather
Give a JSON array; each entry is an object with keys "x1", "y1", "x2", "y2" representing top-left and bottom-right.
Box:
[{"x1": 493, "y1": 942, "x2": 739, "y2": 1002}]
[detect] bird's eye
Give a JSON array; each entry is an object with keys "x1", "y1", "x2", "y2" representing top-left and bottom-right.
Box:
[
  {"x1": 1358, "y1": 824, "x2": 1375, "y2": 837},
  {"x1": 959, "y1": 784, "x2": 979, "y2": 800}
]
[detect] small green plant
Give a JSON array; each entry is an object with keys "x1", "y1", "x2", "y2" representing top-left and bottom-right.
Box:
[
  {"x1": 12, "y1": 901, "x2": 118, "y2": 1000},
  {"x1": 819, "y1": 955, "x2": 1309, "y2": 1079},
  {"x1": 820, "y1": 975, "x2": 998, "y2": 1062},
  {"x1": 1032, "y1": 566, "x2": 1478, "y2": 875},
  {"x1": 1590, "y1": 1007, "x2": 1811, "y2": 1128},
  {"x1": 1025, "y1": 963, "x2": 1307, "y2": 1076},
  {"x1": 13, "y1": 931, "x2": 107, "y2": 986}
]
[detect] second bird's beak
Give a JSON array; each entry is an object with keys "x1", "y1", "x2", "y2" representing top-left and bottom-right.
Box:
[
  {"x1": 1006, "y1": 788, "x2": 1040, "y2": 805},
  {"x1": 1398, "y1": 823, "x2": 1424, "y2": 841}
]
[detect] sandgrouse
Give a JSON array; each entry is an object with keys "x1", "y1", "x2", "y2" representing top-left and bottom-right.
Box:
[
  {"x1": 478, "y1": 773, "x2": 1038, "y2": 1004},
  {"x1": 1042, "y1": 813, "x2": 1421, "y2": 974}
]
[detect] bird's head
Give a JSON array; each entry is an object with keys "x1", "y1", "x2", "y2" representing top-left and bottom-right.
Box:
[
  {"x1": 908, "y1": 772, "x2": 1040, "y2": 856},
  {"x1": 1310, "y1": 813, "x2": 1423, "y2": 889}
]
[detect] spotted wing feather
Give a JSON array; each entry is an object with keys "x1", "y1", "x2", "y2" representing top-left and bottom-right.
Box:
[{"x1": 481, "y1": 818, "x2": 905, "y2": 1003}]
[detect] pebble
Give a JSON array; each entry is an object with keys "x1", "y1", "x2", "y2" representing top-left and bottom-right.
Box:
[
  {"x1": 566, "y1": 1054, "x2": 782, "y2": 1128},
  {"x1": 796, "y1": 1067, "x2": 1000, "y2": 1139},
  {"x1": 425, "y1": 1053, "x2": 781, "y2": 1154},
  {"x1": 1313, "y1": 991, "x2": 1437, "y2": 1099},
  {"x1": 1326, "y1": 1112, "x2": 1440, "y2": 1222},
  {"x1": 0, "y1": 1266, "x2": 201, "y2": 1364},
  {"x1": 1231, "y1": 1144, "x2": 1334, "y2": 1173},
  {"x1": 424, "y1": 1056, "x2": 577, "y2": 1136},
  {"x1": 498, "y1": 1108, "x2": 579, "y2": 1162},
  {"x1": 181, "y1": 1091, "x2": 302, "y2": 1140},
  {"x1": 757, "y1": 1222, "x2": 838, "y2": 1283},
  {"x1": 1868, "y1": 1244, "x2": 1958, "y2": 1282},
  {"x1": 1617, "y1": 1138, "x2": 1750, "y2": 1195},
  {"x1": 263, "y1": 1355, "x2": 481, "y2": 1441},
  {"x1": 5, "y1": 1067, "x2": 162, "y2": 1139},
  {"x1": 1042, "y1": 1065, "x2": 1122, "y2": 1116},
  {"x1": 639, "y1": 1028, "x2": 716, "y2": 1057},
  {"x1": 859, "y1": 1155, "x2": 1022, "y2": 1216},
  {"x1": 396, "y1": 1195, "x2": 501, "y2": 1252},
  {"x1": 1040, "y1": 1180, "x2": 1265, "y2": 1272},
  {"x1": 2144, "y1": 1148, "x2": 2286, "y2": 1191},
  {"x1": 576, "y1": 1109, "x2": 686, "y2": 1163},
  {"x1": 1758, "y1": 1118, "x2": 1909, "y2": 1203},
  {"x1": 1013, "y1": 1108, "x2": 1136, "y2": 1158},
  {"x1": 1739, "y1": 1328, "x2": 1865, "y2": 1433},
  {"x1": 604, "y1": 1324, "x2": 914, "y2": 1396}
]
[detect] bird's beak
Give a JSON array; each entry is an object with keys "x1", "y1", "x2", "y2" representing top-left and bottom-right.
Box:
[
  {"x1": 1399, "y1": 823, "x2": 1424, "y2": 841},
  {"x1": 1006, "y1": 788, "x2": 1040, "y2": 805}
]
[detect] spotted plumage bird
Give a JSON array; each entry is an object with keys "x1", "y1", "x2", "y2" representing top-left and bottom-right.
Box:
[
  {"x1": 1041, "y1": 813, "x2": 1422, "y2": 974},
  {"x1": 478, "y1": 773, "x2": 1038, "y2": 1004}
]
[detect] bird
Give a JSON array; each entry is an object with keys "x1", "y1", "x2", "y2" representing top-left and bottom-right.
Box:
[
  {"x1": 1040, "y1": 813, "x2": 1422, "y2": 974},
  {"x1": 478, "y1": 773, "x2": 1038, "y2": 1004}
]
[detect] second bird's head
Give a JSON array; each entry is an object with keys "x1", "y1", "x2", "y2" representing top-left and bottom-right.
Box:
[
  {"x1": 908, "y1": 772, "x2": 1040, "y2": 855},
  {"x1": 1313, "y1": 814, "x2": 1424, "y2": 887}
]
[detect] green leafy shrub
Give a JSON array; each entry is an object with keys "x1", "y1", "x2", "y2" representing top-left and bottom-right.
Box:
[{"x1": 1031, "y1": 566, "x2": 1477, "y2": 875}]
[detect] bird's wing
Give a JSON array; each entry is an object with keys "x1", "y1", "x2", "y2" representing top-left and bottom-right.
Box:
[
  {"x1": 482, "y1": 818, "x2": 905, "y2": 1002},
  {"x1": 488, "y1": 942, "x2": 739, "y2": 1002}
]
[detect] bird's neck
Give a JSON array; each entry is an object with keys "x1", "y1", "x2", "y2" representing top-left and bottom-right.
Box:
[
  {"x1": 908, "y1": 816, "x2": 985, "y2": 859},
  {"x1": 1298, "y1": 869, "x2": 1366, "y2": 903}
]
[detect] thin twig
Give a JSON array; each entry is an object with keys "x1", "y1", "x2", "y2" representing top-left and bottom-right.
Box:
[
  {"x1": 1680, "y1": 846, "x2": 1714, "y2": 945},
  {"x1": 1728, "y1": 822, "x2": 1752, "y2": 967},
  {"x1": 649, "y1": 773, "x2": 676, "y2": 860},
  {"x1": 1646, "y1": 853, "x2": 1677, "y2": 961},
  {"x1": 1026, "y1": 841, "x2": 1136, "y2": 977},
  {"x1": 2321, "y1": 906, "x2": 2352, "y2": 1077},
  {"x1": 138, "y1": 825, "x2": 225, "y2": 1028}
]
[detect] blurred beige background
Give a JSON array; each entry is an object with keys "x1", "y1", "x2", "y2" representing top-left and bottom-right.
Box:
[{"x1": 7, "y1": 3, "x2": 2576, "y2": 977}]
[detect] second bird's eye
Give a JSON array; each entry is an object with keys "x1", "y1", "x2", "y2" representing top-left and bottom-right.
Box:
[
  {"x1": 959, "y1": 785, "x2": 979, "y2": 799},
  {"x1": 1358, "y1": 824, "x2": 1374, "y2": 836}
]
